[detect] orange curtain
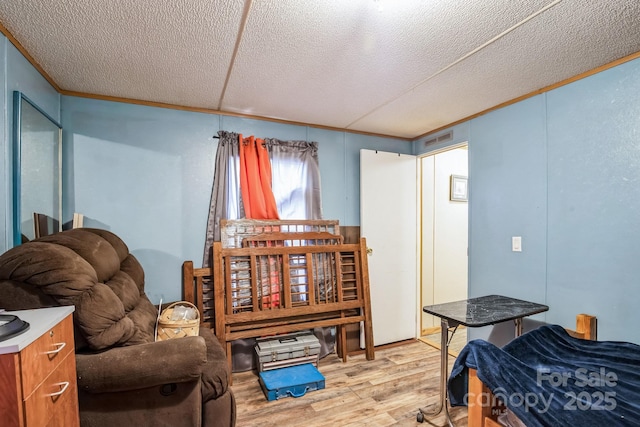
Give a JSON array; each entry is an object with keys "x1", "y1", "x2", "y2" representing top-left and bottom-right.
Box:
[{"x1": 238, "y1": 134, "x2": 280, "y2": 219}]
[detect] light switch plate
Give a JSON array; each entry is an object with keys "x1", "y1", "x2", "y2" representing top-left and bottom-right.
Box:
[{"x1": 512, "y1": 236, "x2": 522, "y2": 252}]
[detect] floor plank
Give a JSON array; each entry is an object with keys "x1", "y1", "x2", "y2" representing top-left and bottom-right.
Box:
[
  {"x1": 232, "y1": 340, "x2": 468, "y2": 427},
  {"x1": 420, "y1": 328, "x2": 467, "y2": 357}
]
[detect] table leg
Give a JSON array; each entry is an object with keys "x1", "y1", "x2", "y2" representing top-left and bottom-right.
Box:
[
  {"x1": 418, "y1": 319, "x2": 455, "y2": 427},
  {"x1": 440, "y1": 318, "x2": 454, "y2": 427},
  {"x1": 514, "y1": 317, "x2": 523, "y2": 337}
]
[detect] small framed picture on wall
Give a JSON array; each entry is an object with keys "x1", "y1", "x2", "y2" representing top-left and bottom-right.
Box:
[{"x1": 450, "y1": 175, "x2": 468, "y2": 202}]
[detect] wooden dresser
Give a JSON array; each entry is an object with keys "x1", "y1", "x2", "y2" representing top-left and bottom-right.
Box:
[{"x1": 0, "y1": 306, "x2": 79, "y2": 427}]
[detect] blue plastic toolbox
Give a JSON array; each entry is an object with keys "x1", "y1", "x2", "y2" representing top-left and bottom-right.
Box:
[{"x1": 258, "y1": 363, "x2": 325, "y2": 401}]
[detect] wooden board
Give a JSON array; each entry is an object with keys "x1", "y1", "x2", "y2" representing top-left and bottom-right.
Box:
[
  {"x1": 220, "y1": 219, "x2": 340, "y2": 248},
  {"x1": 213, "y1": 238, "x2": 375, "y2": 374}
]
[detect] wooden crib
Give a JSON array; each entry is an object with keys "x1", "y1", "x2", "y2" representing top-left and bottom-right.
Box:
[{"x1": 183, "y1": 220, "x2": 375, "y2": 373}]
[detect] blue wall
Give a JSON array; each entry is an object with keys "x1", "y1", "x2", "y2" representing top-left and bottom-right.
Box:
[
  {"x1": 60, "y1": 96, "x2": 411, "y2": 303},
  {"x1": 0, "y1": 35, "x2": 60, "y2": 252},
  {"x1": 415, "y1": 57, "x2": 640, "y2": 343}
]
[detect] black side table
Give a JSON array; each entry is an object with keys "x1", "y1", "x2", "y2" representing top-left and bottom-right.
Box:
[{"x1": 417, "y1": 295, "x2": 549, "y2": 426}]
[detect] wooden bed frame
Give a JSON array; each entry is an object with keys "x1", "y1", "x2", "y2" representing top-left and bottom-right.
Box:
[
  {"x1": 183, "y1": 229, "x2": 375, "y2": 374},
  {"x1": 467, "y1": 314, "x2": 598, "y2": 427}
]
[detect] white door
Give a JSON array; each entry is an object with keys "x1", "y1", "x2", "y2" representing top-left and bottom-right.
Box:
[{"x1": 360, "y1": 149, "x2": 417, "y2": 346}]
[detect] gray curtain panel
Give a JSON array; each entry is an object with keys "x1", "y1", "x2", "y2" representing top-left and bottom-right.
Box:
[
  {"x1": 265, "y1": 138, "x2": 323, "y2": 220},
  {"x1": 202, "y1": 130, "x2": 241, "y2": 267}
]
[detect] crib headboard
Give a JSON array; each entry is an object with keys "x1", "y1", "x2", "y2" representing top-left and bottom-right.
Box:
[
  {"x1": 183, "y1": 220, "x2": 344, "y2": 327},
  {"x1": 211, "y1": 237, "x2": 375, "y2": 371}
]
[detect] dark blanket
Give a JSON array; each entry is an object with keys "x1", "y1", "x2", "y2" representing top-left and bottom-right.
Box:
[{"x1": 448, "y1": 325, "x2": 640, "y2": 426}]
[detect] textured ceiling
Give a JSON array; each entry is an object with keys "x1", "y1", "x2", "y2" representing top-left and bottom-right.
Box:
[{"x1": 1, "y1": 0, "x2": 639, "y2": 139}]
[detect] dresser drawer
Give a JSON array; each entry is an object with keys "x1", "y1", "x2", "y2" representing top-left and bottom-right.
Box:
[
  {"x1": 23, "y1": 350, "x2": 79, "y2": 427},
  {"x1": 20, "y1": 314, "x2": 74, "y2": 398}
]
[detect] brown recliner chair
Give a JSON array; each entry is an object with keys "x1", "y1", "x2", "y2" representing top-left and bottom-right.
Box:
[{"x1": 0, "y1": 228, "x2": 235, "y2": 427}]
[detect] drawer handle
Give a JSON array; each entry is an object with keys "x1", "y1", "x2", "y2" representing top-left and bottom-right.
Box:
[
  {"x1": 44, "y1": 342, "x2": 66, "y2": 355},
  {"x1": 45, "y1": 381, "x2": 70, "y2": 397}
]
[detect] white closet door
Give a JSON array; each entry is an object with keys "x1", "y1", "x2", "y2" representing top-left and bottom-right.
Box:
[
  {"x1": 433, "y1": 148, "x2": 469, "y2": 306},
  {"x1": 420, "y1": 147, "x2": 469, "y2": 331},
  {"x1": 360, "y1": 149, "x2": 417, "y2": 346}
]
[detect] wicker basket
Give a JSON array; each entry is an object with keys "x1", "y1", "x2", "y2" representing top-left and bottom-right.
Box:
[{"x1": 156, "y1": 301, "x2": 200, "y2": 341}]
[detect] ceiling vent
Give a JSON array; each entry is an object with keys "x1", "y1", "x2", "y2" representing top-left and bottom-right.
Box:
[{"x1": 424, "y1": 131, "x2": 453, "y2": 146}]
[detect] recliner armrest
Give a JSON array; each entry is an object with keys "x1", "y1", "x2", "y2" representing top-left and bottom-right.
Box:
[
  {"x1": 199, "y1": 327, "x2": 231, "y2": 400},
  {"x1": 76, "y1": 335, "x2": 208, "y2": 393}
]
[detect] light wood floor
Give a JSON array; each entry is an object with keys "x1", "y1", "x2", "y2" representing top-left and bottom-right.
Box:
[
  {"x1": 420, "y1": 327, "x2": 467, "y2": 357},
  {"x1": 232, "y1": 340, "x2": 468, "y2": 427}
]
